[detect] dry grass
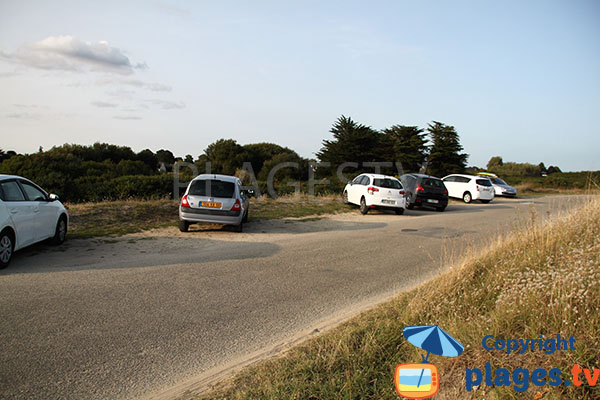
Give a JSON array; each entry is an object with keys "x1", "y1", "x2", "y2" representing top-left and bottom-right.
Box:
[
  {"x1": 66, "y1": 199, "x2": 177, "y2": 238},
  {"x1": 66, "y1": 195, "x2": 352, "y2": 238},
  {"x1": 197, "y1": 196, "x2": 600, "y2": 400}
]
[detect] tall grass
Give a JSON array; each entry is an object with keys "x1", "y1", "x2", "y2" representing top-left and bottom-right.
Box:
[{"x1": 198, "y1": 196, "x2": 600, "y2": 400}]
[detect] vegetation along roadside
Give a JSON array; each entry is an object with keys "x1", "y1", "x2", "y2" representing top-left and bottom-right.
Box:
[{"x1": 194, "y1": 196, "x2": 600, "y2": 400}]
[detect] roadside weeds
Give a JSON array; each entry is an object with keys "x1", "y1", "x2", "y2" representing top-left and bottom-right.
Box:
[{"x1": 195, "y1": 196, "x2": 600, "y2": 400}]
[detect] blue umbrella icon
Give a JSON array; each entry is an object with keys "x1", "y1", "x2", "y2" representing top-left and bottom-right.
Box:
[{"x1": 403, "y1": 325, "x2": 464, "y2": 387}]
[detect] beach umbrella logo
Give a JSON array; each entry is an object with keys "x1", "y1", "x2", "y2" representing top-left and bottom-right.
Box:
[{"x1": 394, "y1": 325, "x2": 464, "y2": 399}]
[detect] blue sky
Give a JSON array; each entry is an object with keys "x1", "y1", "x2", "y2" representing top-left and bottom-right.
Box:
[{"x1": 1, "y1": 0, "x2": 599, "y2": 171}]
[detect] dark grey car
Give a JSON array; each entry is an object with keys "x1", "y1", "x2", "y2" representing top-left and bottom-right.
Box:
[{"x1": 399, "y1": 174, "x2": 449, "y2": 211}]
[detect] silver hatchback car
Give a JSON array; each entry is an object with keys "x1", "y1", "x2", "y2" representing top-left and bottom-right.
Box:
[{"x1": 178, "y1": 174, "x2": 251, "y2": 232}]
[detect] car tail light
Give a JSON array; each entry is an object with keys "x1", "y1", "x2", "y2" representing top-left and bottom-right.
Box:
[
  {"x1": 181, "y1": 194, "x2": 190, "y2": 208},
  {"x1": 444, "y1": 189, "x2": 448, "y2": 195},
  {"x1": 416, "y1": 185, "x2": 424, "y2": 192},
  {"x1": 367, "y1": 186, "x2": 379, "y2": 194},
  {"x1": 231, "y1": 199, "x2": 241, "y2": 211},
  {"x1": 399, "y1": 190, "x2": 405, "y2": 195}
]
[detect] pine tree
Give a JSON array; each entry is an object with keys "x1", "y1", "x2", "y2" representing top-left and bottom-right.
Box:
[
  {"x1": 382, "y1": 125, "x2": 428, "y2": 173},
  {"x1": 316, "y1": 115, "x2": 395, "y2": 176},
  {"x1": 426, "y1": 121, "x2": 468, "y2": 177}
]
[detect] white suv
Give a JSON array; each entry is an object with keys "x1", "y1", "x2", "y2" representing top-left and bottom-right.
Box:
[
  {"x1": 343, "y1": 174, "x2": 406, "y2": 215},
  {"x1": 442, "y1": 174, "x2": 494, "y2": 203},
  {"x1": 0, "y1": 175, "x2": 69, "y2": 268}
]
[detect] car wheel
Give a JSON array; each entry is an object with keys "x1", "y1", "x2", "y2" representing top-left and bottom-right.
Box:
[
  {"x1": 0, "y1": 231, "x2": 14, "y2": 269},
  {"x1": 406, "y1": 193, "x2": 414, "y2": 209},
  {"x1": 178, "y1": 220, "x2": 189, "y2": 232},
  {"x1": 436, "y1": 206, "x2": 446, "y2": 212},
  {"x1": 395, "y1": 208, "x2": 404, "y2": 215},
  {"x1": 51, "y1": 216, "x2": 68, "y2": 245},
  {"x1": 342, "y1": 191, "x2": 349, "y2": 204},
  {"x1": 359, "y1": 197, "x2": 369, "y2": 215},
  {"x1": 481, "y1": 200, "x2": 491, "y2": 204},
  {"x1": 463, "y1": 192, "x2": 472, "y2": 203},
  {"x1": 235, "y1": 222, "x2": 243, "y2": 232},
  {"x1": 242, "y1": 210, "x2": 249, "y2": 223}
]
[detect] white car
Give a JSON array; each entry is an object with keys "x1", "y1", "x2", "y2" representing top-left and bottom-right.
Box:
[
  {"x1": 442, "y1": 174, "x2": 495, "y2": 203},
  {"x1": 179, "y1": 174, "x2": 251, "y2": 232},
  {"x1": 477, "y1": 173, "x2": 517, "y2": 197},
  {"x1": 0, "y1": 175, "x2": 69, "y2": 268},
  {"x1": 343, "y1": 173, "x2": 406, "y2": 215}
]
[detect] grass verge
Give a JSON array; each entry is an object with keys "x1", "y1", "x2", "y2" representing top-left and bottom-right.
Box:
[
  {"x1": 67, "y1": 195, "x2": 351, "y2": 238},
  {"x1": 196, "y1": 196, "x2": 600, "y2": 400}
]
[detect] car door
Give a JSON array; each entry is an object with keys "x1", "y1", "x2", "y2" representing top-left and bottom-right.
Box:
[
  {"x1": 356, "y1": 175, "x2": 370, "y2": 203},
  {"x1": 347, "y1": 175, "x2": 363, "y2": 205},
  {"x1": 0, "y1": 180, "x2": 36, "y2": 248},
  {"x1": 442, "y1": 176, "x2": 457, "y2": 198},
  {"x1": 19, "y1": 180, "x2": 56, "y2": 242}
]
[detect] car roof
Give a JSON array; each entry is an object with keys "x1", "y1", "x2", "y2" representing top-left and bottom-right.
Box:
[
  {"x1": 358, "y1": 173, "x2": 399, "y2": 180},
  {"x1": 444, "y1": 173, "x2": 490, "y2": 179},
  {"x1": 477, "y1": 172, "x2": 498, "y2": 177},
  {"x1": 191, "y1": 174, "x2": 240, "y2": 182},
  {"x1": 402, "y1": 173, "x2": 441, "y2": 179},
  {"x1": 0, "y1": 174, "x2": 26, "y2": 181}
]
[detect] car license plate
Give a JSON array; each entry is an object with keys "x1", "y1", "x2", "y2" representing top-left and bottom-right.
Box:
[
  {"x1": 427, "y1": 199, "x2": 439, "y2": 204},
  {"x1": 201, "y1": 202, "x2": 221, "y2": 208},
  {"x1": 382, "y1": 199, "x2": 395, "y2": 205}
]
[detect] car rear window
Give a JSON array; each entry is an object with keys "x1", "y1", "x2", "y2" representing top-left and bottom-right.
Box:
[
  {"x1": 476, "y1": 179, "x2": 492, "y2": 187},
  {"x1": 423, "y1": 178, "x2": 443, "y2": 188},
  {"x1": 373, "y1": 178, "x2": 402, "y2": 189},
  {"x1": 189, "y1": 180, "x2": 236, "y2": 198}
]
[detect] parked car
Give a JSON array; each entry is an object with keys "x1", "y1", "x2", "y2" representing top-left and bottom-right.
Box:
[
  {"x1": 0, "y1": 175, "x2": 69, "y2": 268},
  {"x1": 400, "y1": 173, "x2": 449, "y2": 211},
  {"x1": 179, "y1": 174, "x2": 251, "y2": 232},
  {"x1": 477, "y1": 172, "x2": 517, "y2": 197},
  {"x1": 343, "y1": 173, "x2": 406, "y2": 215},
  {"x1": 442, "y1": 174, "x2": 494, "y2": 203}
]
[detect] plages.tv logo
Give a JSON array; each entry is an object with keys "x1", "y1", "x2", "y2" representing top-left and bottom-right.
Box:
[{"x1": 395, "y1": 325, "x2": 464, "y2": 399}]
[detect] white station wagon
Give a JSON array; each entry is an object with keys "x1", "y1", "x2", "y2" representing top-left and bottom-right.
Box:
[
  {"x1": 0, "y1": 175, "x2": 69, "y2": 268},
  {"x1": 343, "y1": 173, "x2": 406, "y2": 215},
  {"x1": 442, "y1": 174, "x2": 494, "y2": 203}
]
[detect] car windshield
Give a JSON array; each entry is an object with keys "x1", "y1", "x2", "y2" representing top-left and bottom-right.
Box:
[
  {"x1": 189, "y1": 180, "x2": 236, "y2": 198},
  {"x1": 491, "y1": 177, "x2": 507, "y2": 185},
  {"x1": 476, "y1": 179, "x2": 492, "y2": 187},
  {"x1": 423, "y1": 178, "x2": 443, "y2": 188},
  {"x1": 373, "y1": 178, "x2": 402, "y2": 189}
]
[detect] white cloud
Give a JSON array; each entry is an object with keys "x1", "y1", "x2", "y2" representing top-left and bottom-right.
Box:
[
  {"x1": 147, "y1": 99, "x2": 186, "y2": 110},
  {"x1": 97, "y1": 77, "x2": 172, "y2": 92},
  {"x1": 0, "y1": 36, "x2": 145, "y2": 75},
  {"x1": 91, "y1": 100, "x2": 118, "y2": 108},
  {"x1": 6, "y1": 112, "x2": 41, "y2": 120},
  {"x1": 113, "y1": 115, "x2": 142, "y2": 120}
]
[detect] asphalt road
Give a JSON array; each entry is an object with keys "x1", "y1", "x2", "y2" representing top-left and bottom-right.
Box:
[{"x1": 0, "y1": 196, "x2": 584, "y2": 399}]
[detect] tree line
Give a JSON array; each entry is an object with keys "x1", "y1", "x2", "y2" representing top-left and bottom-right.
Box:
[
  {"x1": 316, "y1": 116, "x2": 467, "y2": 179},
  {"x1": 1, "y1": 115, "x2": 571, "y2": 202}
]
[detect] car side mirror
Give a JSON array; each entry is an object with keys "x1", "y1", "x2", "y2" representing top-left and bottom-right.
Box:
[{"x1": 49, "y1": 193, "x2": 59, "y2": 202}]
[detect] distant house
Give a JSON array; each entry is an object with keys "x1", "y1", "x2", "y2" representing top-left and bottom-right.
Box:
[{"x1": 159, "y1": 162, "x2": 167, "y2": 172}]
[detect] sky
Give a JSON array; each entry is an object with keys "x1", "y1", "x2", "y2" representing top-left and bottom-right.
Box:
[{"x1": 1, "y1": 0, "x2": 599, "y2": 171}]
